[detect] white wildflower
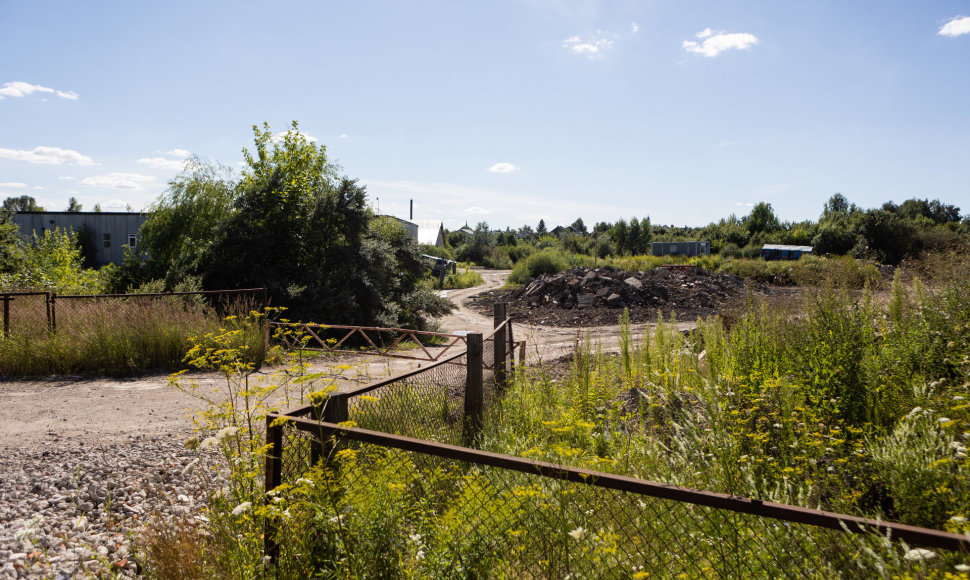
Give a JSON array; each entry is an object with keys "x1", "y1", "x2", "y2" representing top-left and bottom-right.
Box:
[
  {"x1": 13, "y1": 514, "x2": 43, "y2": 547},
  {"x1": 409, "y1": 533, "x2": 422, "y2": 544},
  {"x1": 182, "y1": 458, "x2": 199, "y2": 475},
  {"x1": 568, "y1": 527, "x2": 586, "y2": 540},
  {"x1": 773, "y1": 423, "x2": 783, "y2": 429},
  {"x1": 956, "y1": 564, "x2": 970, "y2": 572},
  {"x1": 903, "y1": 548, "x2": 937, "y2": 562},
  {"x1": 231, "y1": 501, "x2": 252, "y2": 518},
  {"x1": 198, "y1": 437, "x2": 219, "y2": 451},
  {"x1": 949, "y1": 515, "x2": 967, "y2": 523},
  {"x1": 415, "y1": 549, "x2": 425, "y2": 561},
  {"x1": 938, "y1": 417, "x2": 952, "y2": 424},
  {"x1": 216, "y1": 426, "x2": 240, "y2": 441},
  {"x1": 296, "y1": 478, "x2": 315, "y2": 488},
  {"x1": 906, "y1": 407, "x2": 923, "y2": 418},
  {"x1": 953, "y1": 395, "x2": 965, "y2": 401}
]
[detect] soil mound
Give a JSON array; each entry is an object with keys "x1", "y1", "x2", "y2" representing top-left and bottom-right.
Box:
[{"x1": 470, "y1": 266, "x2": 764, "y2": 327}]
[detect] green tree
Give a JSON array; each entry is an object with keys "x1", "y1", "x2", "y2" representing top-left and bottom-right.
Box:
[
  {"x1": 138, "y1": 159, "x2": 237, "y2": 285},
  {"x1": 612, "y1": 218, "x2": 629, "y2": 255},
  {"x1": 3, "y1": 195, "x2": 43, "y2": 212},
  {"x1": 536, "y1": 219, "x2": 547, "y2": 236},
  {"x1": 66, "y1": 197, "x2": 83, "y2": 212},
  {"x1": 857, "y1": 209, "x2": 916, "y2": 265},
  {"x1": 570, "y1": 217, "x2": 587, "y2": 235},
  {"x1": 744, "y1": 202, "x2": 780, "y2": 236},
  {"x1": 0, "y1": 209, "x2": 23, "y2": 272}
]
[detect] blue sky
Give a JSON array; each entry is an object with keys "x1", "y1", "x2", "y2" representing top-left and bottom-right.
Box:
[{"x1": 1, "y1": 1, "x2": 968, "y2": 230}]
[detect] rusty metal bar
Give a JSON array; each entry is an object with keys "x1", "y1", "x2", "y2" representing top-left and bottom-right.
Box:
[
  {"x1": 2, "y1": 295, "x2": 10, "y2": 338},
  {"x1": 272, "y1": 414, "x2": 970, "y2": 553},
  {"x1": 264, "y1": 415, "x2": 284, "y2": 565},
  {"x1": 55, "y1": 287, "x2": 266, "y2": 299}
]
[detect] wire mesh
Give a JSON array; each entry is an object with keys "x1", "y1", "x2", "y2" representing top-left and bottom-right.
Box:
[
  {"x1": 0, "y1": 292, "x2": 50, "y2": 338},
  {"x1": 348, "y1": 354, "x2": 469, "y2": 445},
  {"x1": 272, "y1": 432, "x2": 968, "y2": 579}
]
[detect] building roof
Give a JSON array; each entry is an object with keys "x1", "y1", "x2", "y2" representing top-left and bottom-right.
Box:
[
  {"x1": 762, "y1": 244, "x2": 814, "y2": 252},
  {"x1": 412, "y1": 219, "x2": 445, "y2": 245}
]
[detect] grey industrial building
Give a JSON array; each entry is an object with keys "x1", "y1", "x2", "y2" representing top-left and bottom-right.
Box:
[
  {"x1": 650, "y1": 241, "x2": 711, "y2": 257},
  {"x1": 12, "y1": 211, "x2": 148, "y2": 266},
  {"x1": 761, "y1": 244, "x2": 813, "y2": 260}
]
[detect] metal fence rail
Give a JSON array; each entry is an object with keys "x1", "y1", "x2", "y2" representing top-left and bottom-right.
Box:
[
  {"x1": 269, "y1": 321, "x2": 469, "y2": 362},
  {"x1": 266, "y1": 417, "x2": 970, "y2": 578}
]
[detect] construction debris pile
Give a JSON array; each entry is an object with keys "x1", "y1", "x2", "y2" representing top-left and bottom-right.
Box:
[{"x1": 471, "y1": 266, "x2": 762, "y2": 327}]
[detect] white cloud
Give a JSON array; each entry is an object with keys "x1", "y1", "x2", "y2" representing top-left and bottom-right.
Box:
[
  {"x1": 271, "y1": 130, "x2": 317, "y2": 143},
  {"x1": 939, "y1": 15, "x2": 970, "y2": 37},
  {"x1": 103, "y1": 199, "x2": 131, "y2": 210},
  {"x1": 631, "y1": 22, "x2": 640, "y2": 34},
  {"x1": 137, "y1": 157, "x2": 188, "y2": 170},
  {"x1": 683, "y1": 29, "x2": 758, "y2": 57},
  {"x1": 164, "y1": 148, "x2": 191, "y2": 157},
  {"x1": 0, "y1": 182, "x2": 27, "y2": 189},
  {"x1": 58, "y1": 176, "x2": 76, "y2": 181},
  {"x1": 489, "y1": 162, "x2": 519, "y2": 173},
  {"x1": 81, "y1": 172, "x2": 156, "y2": 190},
  {"x1": 0, "y1": 146, "x2": 95, "y2": 165},
  {"x1": 464, "y1": 206, "x2": 493, "y2": 215},
  {"x1": 735, "y1": 202, "x2": 755, "y2": 207},
  {"x1": 32, "y1": 185, "x2": 43, "y2": 190},
  {"x1": 0, "y1": 81, "x2": 78, "y2": 100},
  {"x1": 339, "y1": 134, "x2": 348, "y2": 139},
  {"x1": 563, "y1": 33, "x2": 614, "y2": 57}
]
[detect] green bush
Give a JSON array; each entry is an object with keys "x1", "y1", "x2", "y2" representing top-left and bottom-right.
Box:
[{"x1": 507, "y1": 249, "x2": 570, "y2": 285}]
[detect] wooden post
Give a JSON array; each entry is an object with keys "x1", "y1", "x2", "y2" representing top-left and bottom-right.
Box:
[
  {"x1": 463, "y1": 333, "x2": 484, "y2": 447},
  {"x1": 264, "y1": 415, "x2": 284, "y2": 565},
  {"x1": 493, "y1": 303, "x2": 507, "y2": 390}
]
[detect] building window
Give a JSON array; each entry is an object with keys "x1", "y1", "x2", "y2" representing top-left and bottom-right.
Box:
[
  {"x1": 128, "y1": 234, "x2": 137, "y2": 248},
  {"x1": 103, "y1": 233, "x2": 111, "y2": 249}
]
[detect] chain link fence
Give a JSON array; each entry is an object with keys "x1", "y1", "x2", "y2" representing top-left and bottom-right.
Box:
[
  {"x1": 267, "y1": 417, "x2": 969, "y2": 578},
  {"x1": 263, "y1": 305, "x2": 969, "y2": 577}
]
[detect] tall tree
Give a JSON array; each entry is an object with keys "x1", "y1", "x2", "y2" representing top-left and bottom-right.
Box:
[
  {"x1": 66, "y1": 197, "x2": 83, "y2": 212},
  {"x1": 745, "y1": 202, "x2": 780, "y2": 235},
  {"x1": 3, "y1": 195, "x2": 43, "y2": 212},
  {"x1": 536, "y1": 219, "x2": 547, "y2": 236}
]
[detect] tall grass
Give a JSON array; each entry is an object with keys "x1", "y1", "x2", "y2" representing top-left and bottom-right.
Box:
[
  {"x1": 0, "y1": 296, "x2": 265, "y2": 377},
  {"x1": 141, "y1": 272, "x2": 970, "y2": 577}
]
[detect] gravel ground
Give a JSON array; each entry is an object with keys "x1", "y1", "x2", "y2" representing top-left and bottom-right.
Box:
[{"x1": 0, "y1": 431, "x2": 217, "y2": 579}]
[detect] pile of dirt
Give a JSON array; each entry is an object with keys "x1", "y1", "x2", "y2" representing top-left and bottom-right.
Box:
[{"x1": 469, "y1": 266, "x2": 766, "y2": 327}]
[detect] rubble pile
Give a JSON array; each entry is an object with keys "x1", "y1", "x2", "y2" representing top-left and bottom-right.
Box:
[{"x1": 472, "y1": 266, "x2": 761, "y2": 327}]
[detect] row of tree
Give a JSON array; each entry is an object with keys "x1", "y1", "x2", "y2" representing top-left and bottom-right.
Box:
[{"x1": 437, "y1": 196, "x2": 966, "y2": 267}]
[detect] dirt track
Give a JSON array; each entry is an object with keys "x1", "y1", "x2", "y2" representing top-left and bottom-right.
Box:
[{"x1": 0, "y1": 269, "x2": 688, "y2": 449}]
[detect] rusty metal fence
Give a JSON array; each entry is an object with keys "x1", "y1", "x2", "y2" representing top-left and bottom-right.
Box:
[
  {"x1": 0, "y1": 288, "x2": 267, "y2": 338},
  {"x1": 266, "y1": 418, "x2": 970, "y2": 578},
  {"x1": 262, "y1": 305, "x2": 970, "y2": 577}
]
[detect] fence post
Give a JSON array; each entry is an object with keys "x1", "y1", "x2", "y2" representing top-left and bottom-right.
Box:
[
  {"x1": 2, "y1": 295, "x2": 9, "y2": 338},
  {"x1": 311, "y1": 393, "x2": 349, "y2": 464},
  {"x1": 493, "y1": 303, "x2": 507, "y2": 391},
  {"x1": 264, "y1": 415, "x2": 284, "y2": 566},
  {"x1": 48, "y1": 293, "x2": 56, "y2": 334},
  {"x1": 463, "y1": 333, "x2": 484, "y2": 447}
]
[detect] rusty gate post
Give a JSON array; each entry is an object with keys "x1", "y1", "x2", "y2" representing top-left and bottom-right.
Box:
[
  {"x1": 47, "y1": 293, "x2": 56, "y2": 334},
  {"x1": 463, "y1": 333, "x2": 484, "y2": 447},
  {"x1": 2, "y1": 295, "x2": 9, "y2": 338},
  {"x1": 493, "y1": 303, "x2": 507, "y2": 390},
  {"x1": 312, "y1": 393, "x2": 349, "y2": 464},
  {"x1": 264, "y1": 415, "x2": 284, "y2": 566}
]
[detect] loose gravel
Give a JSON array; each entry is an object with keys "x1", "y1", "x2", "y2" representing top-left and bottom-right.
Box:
[{"x1": 0, "y1": 431, "x2": 220, "y2": 579}]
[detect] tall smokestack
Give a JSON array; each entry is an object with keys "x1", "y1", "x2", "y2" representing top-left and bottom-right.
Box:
[{"x1": 410, "y1": 199, "x2": 413, "y2": 220}]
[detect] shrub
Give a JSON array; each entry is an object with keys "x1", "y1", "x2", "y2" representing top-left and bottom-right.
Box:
[{"x1": 507, "y1": 249, "x2": 570, "y2": 285}]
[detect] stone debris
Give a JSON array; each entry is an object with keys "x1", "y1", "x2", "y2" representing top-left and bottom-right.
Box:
[
  {"x1": 0, "y1": 432, "x2": 222, "y2": 579},
  {"x1": 473, "y1": 266, "x2": 762, "y2": 327}
]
